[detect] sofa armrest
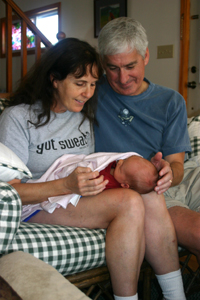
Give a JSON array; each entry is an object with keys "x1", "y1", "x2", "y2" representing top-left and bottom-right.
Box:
[{"x1": 0, "y1": 251, "x2": 90, "y2": 300}]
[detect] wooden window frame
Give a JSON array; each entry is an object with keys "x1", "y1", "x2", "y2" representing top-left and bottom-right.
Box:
[
  {"x1": 179, "y1": 0, "x2": 190, "y2": 103},
  {"x1": 0, "y1": 2, "x2": 61, "y2": 58}
]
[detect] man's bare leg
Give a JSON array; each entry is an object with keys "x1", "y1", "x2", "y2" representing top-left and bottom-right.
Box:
[
  {"x1": 29, "y1": 188, "x2": 145, "y2": 296},
  {"x1": 169, "y1": 206, "x2": 200, "y2": 264},
  {"x1": 142, "y1": 192, "x2": 179, "y2": 273},
  {"x1": 142, "y1": 192, "x2": 186, "y2": 300}
]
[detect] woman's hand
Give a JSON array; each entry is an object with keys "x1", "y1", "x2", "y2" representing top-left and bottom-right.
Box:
[
  {"x1": 63, "y1": 166, "x2": 109, "y2": 196},
  {"x1": 151, "y1": 152, "x2": 173, "y2": 194},
  {"x1": 9, "y1": 167, "x2": 109, "y2": 205}
]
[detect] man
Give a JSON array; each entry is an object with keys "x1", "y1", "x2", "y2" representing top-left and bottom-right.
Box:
[{"x1": 94, "y1": 17, "x2": 191, "y2": 300}]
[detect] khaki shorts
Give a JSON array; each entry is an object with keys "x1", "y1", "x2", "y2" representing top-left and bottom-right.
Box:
[{"x1": 164, "y1": 160, "x2": 200, "y2": 212}]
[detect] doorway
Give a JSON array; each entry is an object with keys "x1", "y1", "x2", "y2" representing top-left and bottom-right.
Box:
[
  {"x1": 187, "y1": 0, "x2": 200, "y2": 117},
  {"x1": 179, "y1": 0, "x2": 200, "y2": 117}
]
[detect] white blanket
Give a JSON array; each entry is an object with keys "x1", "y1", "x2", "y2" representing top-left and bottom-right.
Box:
[{"x1": 25, "y1": 152, "x2": 140, "y2": 215}]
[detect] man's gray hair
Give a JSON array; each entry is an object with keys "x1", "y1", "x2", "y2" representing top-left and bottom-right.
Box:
[{"x1": 98, "y1": 17, "x2": 148, "y2": 59}]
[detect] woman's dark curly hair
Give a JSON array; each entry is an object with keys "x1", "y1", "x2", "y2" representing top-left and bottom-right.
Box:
[{"x1": 9, "y1": 38, "x2": 103, "y2": 128}]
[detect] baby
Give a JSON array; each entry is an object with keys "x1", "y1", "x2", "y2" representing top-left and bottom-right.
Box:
[
  {"x1": 8, "y1": 154, "x2": 158, "y2": 194},
  {"x1": 100, "y1": 155, "x2": 158, "y2": 194},
  {"x1": 24, "y1": 152, "x2": 159, "y2": 215},
  {"x1": 3, "y1": 149, "x2": 159, "y2": 219}
]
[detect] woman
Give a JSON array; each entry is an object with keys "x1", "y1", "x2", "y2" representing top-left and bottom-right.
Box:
[{"x1": 0, "y1": 38, "x2": 146, "y2": 299}]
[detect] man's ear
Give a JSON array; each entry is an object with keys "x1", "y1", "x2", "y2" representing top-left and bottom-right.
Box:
[
  {"x1": 144, "y1": 48, "x2": 150, "y2": 66},
  {"x1": 121, "y1": 183, "x2": 130, "y2": 189},
  {"x1": 100, "y1": 57, "x2": 107, "y2": 71}
]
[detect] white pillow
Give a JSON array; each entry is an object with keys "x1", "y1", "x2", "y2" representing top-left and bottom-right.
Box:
[{"x1": 0, "y1": 143, "x2": 32, "y2": 182}]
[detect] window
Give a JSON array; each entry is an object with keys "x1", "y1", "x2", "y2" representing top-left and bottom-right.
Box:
[
  {"x1": 11, "y1": 19, "x2": 35, "y2": 50},
  {"x1": 35, "y1": 11, "x2": 59, "y2": 46},
  {"x1": 0, "y1": 2, "x2": 61, "y2": 57}
]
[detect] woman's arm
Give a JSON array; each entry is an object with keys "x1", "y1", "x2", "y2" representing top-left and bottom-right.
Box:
[{"x1": 11, "y1": 167, "x2": 108, "y2": 205}]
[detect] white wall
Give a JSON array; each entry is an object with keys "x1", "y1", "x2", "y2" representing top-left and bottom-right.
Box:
[
  {"x1": 0, "y1": 0, "x2": 180, "y2": 92},
  {"x1": 127, "y1": 0, "x2": 180, "y2": 90}
]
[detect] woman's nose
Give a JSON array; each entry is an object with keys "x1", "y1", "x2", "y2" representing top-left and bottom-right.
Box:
[{"x1": 82, "y1": 86, "x2": 94, "y2": 99}]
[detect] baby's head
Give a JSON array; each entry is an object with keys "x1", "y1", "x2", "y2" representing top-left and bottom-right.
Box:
[{"x1": 113, "y1": 155, "x2": 159, "y2": 194}]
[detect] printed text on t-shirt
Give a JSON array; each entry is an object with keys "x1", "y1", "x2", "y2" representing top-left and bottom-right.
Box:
[{"x1": 36, "y1": 133, "x2": 89, "y2": 154}]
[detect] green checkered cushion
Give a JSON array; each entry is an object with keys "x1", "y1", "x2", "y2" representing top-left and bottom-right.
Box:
[
  {"x1": 0, "y1": 182, "x2": 21, "y2": 252},
  {"x1": 0, "y1": 181, "x2": 106, "y2": 276},
  {"x1": 187, "y1": 115, "x2": 200, "y2": 165},
  {"x1": 9, "y1": 224, "x2": 106, "y2": 275},
  {"x1": 0, "y1": 98, "x2": 9, "y2": 115},
  {"x1": 188, "y1": 136, "x2": 200, "y2": 159}
]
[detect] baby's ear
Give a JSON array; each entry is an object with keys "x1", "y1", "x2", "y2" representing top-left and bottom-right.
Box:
[{"x1": 121, "y1": 183, "x2": 130, "y2": 189}]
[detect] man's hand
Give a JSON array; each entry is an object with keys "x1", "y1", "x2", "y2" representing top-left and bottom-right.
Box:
[
  {"x1": 151, "y1": 152, "x2": 163, "y2": 172},
  {"x1": 151, "y1": 152, "x2": 173, "y2": 194},
  {"x1": 151, "y1": 152, "x2": 184, "y2": 194}
]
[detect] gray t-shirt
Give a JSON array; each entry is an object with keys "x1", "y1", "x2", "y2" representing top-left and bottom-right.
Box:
[{"x1": 0, "y1": 102, "x2": 94, "y2": 179}]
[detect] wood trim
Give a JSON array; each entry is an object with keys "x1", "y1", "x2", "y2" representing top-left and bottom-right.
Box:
[
  {"x1": 21, "y1": 19, "x2": 27, "y2": 78},
  {"x1": 6, "y1": 2, "x2": 12, "y2": 93},
  {"x1": 0, "y1": 93, "x2": 10, "y2": 99},
  {"x1": 57, "y1": 2, "x2": 61, "y2": 33},
  {"x1": 25, "y1": 3, "x2": 61, "y2": 19},
  {"x1": 179, "y1": 0, "x2": 190, "y2": 103},
  {"x1": 35, "y1": 35, "x2": 41, "y2": 61}
]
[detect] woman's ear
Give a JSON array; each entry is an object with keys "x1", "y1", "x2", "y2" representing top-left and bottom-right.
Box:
[
  {"x1": 50, "y1": 74, "x2": 57, "y2": 88},
  {"x1": 121, "y1": 183, "x2": 130, "y2": 189}
]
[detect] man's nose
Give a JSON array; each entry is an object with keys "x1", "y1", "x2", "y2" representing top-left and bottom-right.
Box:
[{"x1": 119, "y1": 69, "x2": 129, "y2": 84}]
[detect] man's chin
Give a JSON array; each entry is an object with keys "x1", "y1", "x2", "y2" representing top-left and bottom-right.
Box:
[{"x1": 116, "y1": 87, "x2": 136, "y2": 96}]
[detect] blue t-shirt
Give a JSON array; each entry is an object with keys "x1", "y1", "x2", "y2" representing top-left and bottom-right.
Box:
[{"x1": 94, "y1": 76, "x2": 191, "y2": 160}]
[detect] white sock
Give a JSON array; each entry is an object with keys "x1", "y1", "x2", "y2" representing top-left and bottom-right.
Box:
[
  {"x1": 156, "y1": 269, "x2": 186, "y2": 300},
  {"x1": 114, "y1": 294, "x2": 138, "y2": 300}
]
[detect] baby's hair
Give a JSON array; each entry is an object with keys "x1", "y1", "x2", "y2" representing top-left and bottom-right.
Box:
[{"x1": 127, "y1": 156, "x2": 159, "y2": 194}]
